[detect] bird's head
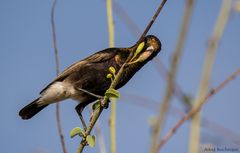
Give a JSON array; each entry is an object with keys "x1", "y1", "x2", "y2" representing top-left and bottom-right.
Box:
[
  {"x1": 113, "y1": 35, "x2": 162, "y2": 89},
  {"x1": 128, "y1": 35, "x2": 161, "y2": 64}
]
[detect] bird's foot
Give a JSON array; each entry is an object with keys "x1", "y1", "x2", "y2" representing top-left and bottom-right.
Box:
[
  {"x1": 75, "y1": 104, "x2": 88, "y2": 131},
  {"x1": 79, "y1": 113, "x2": 87, "y2": 131}
]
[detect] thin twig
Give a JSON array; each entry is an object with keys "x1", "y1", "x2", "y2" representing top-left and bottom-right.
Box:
[
  {"x1": 77, "y1": 1, "x2": 168, "y2": 152},
  {"x1": 156, "y1": 68, "x2": 240, "y2": 152},
  {"x1": 77, "y1": 64, "x2": 126, "y2": 153},
  {"x1": 87, "y1": 106, "x2": 107, "y2": 153},
  {"x1": 106, "y1": 0, "x2": 117, "y2": 153},
  {"x1": 50, "y1": 0, "x2": 67, "y2": 153},
  {"x1": 150, "y1": 1, "x2": 194, "y2": 152},
  {"x1": 189, "y1": 1, "x2": 232, "y2": 152},
  {"x1": 51, "y1": 0, "x2": 60, "y2": 75},
  {"x1": 137, "y1": 0, "x2": 168, "y2": 45}
]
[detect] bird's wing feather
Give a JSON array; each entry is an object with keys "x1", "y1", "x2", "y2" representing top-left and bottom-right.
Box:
[
  {"x1": 40, "y1": 48, "x2": 119, "y2": 94},
  {"x1": 84, "y1": 48, "x2": 119, "y2": 63}
]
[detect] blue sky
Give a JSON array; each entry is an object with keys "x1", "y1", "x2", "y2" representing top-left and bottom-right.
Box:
[{"x1": 1, "y1": 0, "x2": 240, "y2": 153}]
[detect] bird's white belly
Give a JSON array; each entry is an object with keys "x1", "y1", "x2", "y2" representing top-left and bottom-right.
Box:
[{"x1": 38, "y1": 82, "x2": 76, "y2": 106}]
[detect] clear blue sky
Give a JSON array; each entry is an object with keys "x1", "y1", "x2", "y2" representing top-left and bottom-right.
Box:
[{"x1": 1, "y1": 0, "x2": 240, "y2": 153}]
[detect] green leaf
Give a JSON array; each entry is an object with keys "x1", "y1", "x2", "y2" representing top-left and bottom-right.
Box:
[
  {"x1": 106, "y1": 73, "x2": 113, "y2": 79},
  {"x1": 109, "y1": 66, "x2": 116, "y2": 75},
  {"x1": 86, "y1": 135, "x2": 96, "y2": 148},
  {"x1": 92, "y1": 101, "x2": 100, "y2": 111},
  {"x1": 70, "y1": 127, "x2": 85, "y2": 138},
  {"x1": 131, "y1": 41, "x2": 145, "y2": 61},
  {"x1": 105, "y1": 88, "x2": 120, "y2": 99}
]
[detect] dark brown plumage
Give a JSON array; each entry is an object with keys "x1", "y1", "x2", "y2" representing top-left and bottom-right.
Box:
[{"x1": 19, "y1": 35, "x2": 161, "y2": 120}]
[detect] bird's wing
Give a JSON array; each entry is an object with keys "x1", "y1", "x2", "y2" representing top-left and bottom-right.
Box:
[
  {"x1": 40, "y1": 48, "x2": 119, "y2": 94},
  {"x1": 84, "y1": 48, "x2": 119, "y2": 63},
  {"x1": 56, "y1": 48, "x2": 119, "y2": 81}
]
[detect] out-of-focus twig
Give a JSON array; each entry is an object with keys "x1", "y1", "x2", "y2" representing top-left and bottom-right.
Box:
[
  {"x1": 150, "y1": 1, "x2": 195, "y2": 152},
  {"x1": 50, "y1": 0, "x2": 67, "y2": 153},
  {"x1": 107, "y1": 0, "x2": 115, "y2": 48},
  {"x1": 234, "y1": 0, "x2": 240, "y2": 12},
  {"x1": 189, "y1": 1, "x2": 232, "y2": 152},
  {"x1": 156, "y1": 68, "x2": 240, "y2": 152},
  {"x1": 106, "y1": 0, "x2": 117, "y2": 152}
]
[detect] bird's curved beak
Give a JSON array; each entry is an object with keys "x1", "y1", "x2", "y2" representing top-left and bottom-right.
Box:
[{"x1": 128, "y1": 45, "x2": 154, "y2": 64}]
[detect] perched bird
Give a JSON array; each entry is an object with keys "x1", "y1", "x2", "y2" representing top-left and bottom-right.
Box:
[{"x1": 19, "y1": 35, "x2": 162, "y2": 123}]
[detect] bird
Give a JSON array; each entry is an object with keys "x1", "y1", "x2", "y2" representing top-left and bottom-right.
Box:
[{"x1": 19, "y1": 35, "x2": 162, "y2": 126}]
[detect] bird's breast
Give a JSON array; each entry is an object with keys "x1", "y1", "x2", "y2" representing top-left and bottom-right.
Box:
[{"x1": 38, "y1": 82, "x2": 74, "y2": 105}]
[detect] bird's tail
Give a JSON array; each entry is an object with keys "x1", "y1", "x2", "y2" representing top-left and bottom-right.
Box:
[{"x1": 19, "y1": 98, "x2": 48, "y2": 120}]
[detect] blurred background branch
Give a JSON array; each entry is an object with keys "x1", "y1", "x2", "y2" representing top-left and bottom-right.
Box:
[
  {"x1": 150, "y1": 1, "x2": 195, "y2": 152},
  {"x1": 50, "y1": 0, "x2": 67, "y2": 153},
  {"x1": 106, "y1": 0, "x2": 117, "y2": 152},
  {"x1": 189, "y1": 1, "x2": 232, "y2": 152}
]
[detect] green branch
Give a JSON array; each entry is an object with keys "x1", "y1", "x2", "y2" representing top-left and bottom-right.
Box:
[
  {"x1": 76, "y1": 0, "x2": 168, "y2": 152},
  {"x1": 106, "y1": 0, "x2": 117, "y2": 152},
  {"x1": 77, "y1": 63, "x2": 127, "y2": 153}
]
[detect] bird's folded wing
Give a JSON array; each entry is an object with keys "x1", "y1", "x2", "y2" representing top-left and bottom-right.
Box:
[{"x1": 40, "y1": 48, "x2": 119, "y2": 94}]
